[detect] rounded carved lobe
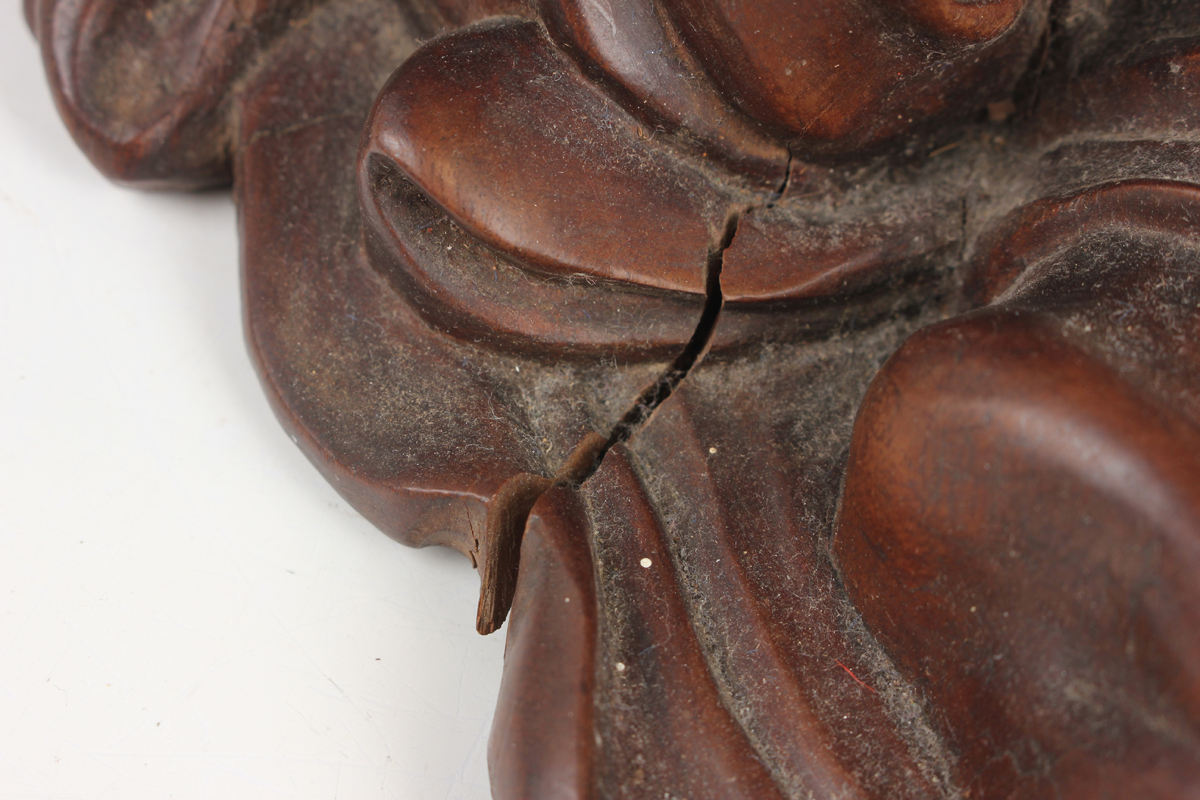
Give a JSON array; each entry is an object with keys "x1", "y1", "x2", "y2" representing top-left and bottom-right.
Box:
[
  {"x1": 837, "y1": 311, "x2": 1200, "y2": 797},
  {"x1": 881, "y1": 0, "x2": 1027, "y2": 42},
  {"x1": 362, "y1": 18, "x2": 723, "y2": 295},
  {"x1": 29, "y1": 0, "x2": 321, "y2": 186},
  {"x1": 536, "y1": 0, "x2": 790, "y2": 184},
  {"x1": 659, "y1": 0, "x2": 1047, "y2": 150}
]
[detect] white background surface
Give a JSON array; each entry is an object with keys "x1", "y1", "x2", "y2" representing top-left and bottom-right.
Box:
[{"x1": 0, "y1": 14, "x2": 502, "y2": 800}]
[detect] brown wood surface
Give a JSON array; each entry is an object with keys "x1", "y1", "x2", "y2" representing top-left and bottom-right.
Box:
[{"x1": 29, "y1": 0, "x2": 1200, "y2": 796}]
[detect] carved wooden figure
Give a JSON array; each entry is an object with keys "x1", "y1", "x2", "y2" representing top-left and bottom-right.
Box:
[{"x1": 27, "y1": 0, "x2": 1200, "y2": 796}]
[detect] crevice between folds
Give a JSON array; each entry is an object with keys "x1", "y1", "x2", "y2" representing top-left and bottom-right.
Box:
[{"x1": 766, "y1": 149, "x2": 794, "y2": 208}]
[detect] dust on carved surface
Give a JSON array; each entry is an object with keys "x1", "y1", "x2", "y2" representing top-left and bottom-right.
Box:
[{"x1": 27, "y1": 0, "x2": 1200, "y2": 798}]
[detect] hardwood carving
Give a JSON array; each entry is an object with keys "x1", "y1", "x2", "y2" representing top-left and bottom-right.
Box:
[{"x1": 28, "y1": 0, "x2": 1200, "y2": 796}]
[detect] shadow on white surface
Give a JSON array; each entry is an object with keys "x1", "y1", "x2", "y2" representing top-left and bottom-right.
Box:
[{"x1": 1, "y1": 13, "x2": 502, "y2": 800}]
